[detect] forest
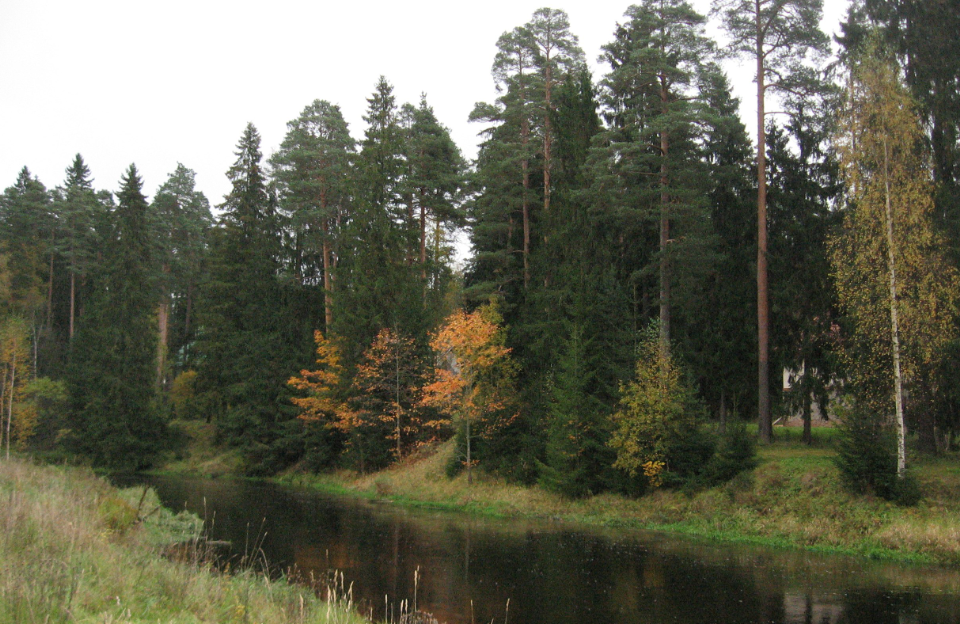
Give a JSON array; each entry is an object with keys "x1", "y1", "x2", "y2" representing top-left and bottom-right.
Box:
[{"x1": 1, "y1": 0, "x2": 958, "y2": 502}]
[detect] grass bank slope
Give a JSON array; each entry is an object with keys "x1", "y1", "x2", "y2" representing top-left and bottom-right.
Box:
[
  {"x1": 284, "y1": 430, "x2": 960, "y2": 567},
  {"x1": 0, "y1": 457, "x2": 366, "y2": 624}
]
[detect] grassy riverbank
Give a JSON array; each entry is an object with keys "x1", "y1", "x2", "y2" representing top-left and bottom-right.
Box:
[
  {"x1": 276, "y1": 429, "x2": 960, "y2": 567},
  {"x1": 158, "y1": 420, "x2": 960, "y2": 566},
  {"x1": 0, "y1": 457, "x2": 367, "y2": 624}
]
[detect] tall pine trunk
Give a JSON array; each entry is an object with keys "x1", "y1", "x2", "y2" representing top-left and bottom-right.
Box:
[
  {"x1": 419, "y1": 192, "x2": 427, "y2": 281},
  {"x1": 543, "y1": 61, "x2": 553, "y2": 216},
  {"x1": 69, "y1": 270, "x2": 76, "y2": 339},
  {"x1": 756, "y1": 36, "x2": 772, "y2": 443},
  {"x1": 47, "y1": 252, "x2": 54, "y2": 332},
  {"x1": 521, "y1": 79, "x2": 531, "y2": 291},
  {"x1": 321, "y1": 192, "x2": 334, "y2": 334},
  {"x1": 659, "y1": 79, "x2": 671, "y2": 353}
]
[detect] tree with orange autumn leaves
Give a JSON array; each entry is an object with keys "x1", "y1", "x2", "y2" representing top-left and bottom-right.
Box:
[
  {"x1": 290, "y1": 306, "x2": 518, "y2": 480},
  {"x1": 420, "y1": 304, "x2": 518, "y2": 484},
  {"x1": 289, "y1": 328, "x2": 440, "y2": 472}
]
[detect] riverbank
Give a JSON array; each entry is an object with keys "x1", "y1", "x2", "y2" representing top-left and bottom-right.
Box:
[
  {"x1": 157, "y1": 421, "x2": 960, "y2": 567},
  {"x1": 276, "y1": 431, "x2": 960, "y2": 567},
  {"x1": 0, "y1": 457, "x2": 367, "y2": 624}
]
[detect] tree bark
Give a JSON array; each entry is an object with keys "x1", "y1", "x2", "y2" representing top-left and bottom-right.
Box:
[
  {"x1": 883, "y1": 137, "x2": 907, "y2": 477},
  {"x1": 419, "y1": 192, "x2": 427, "y2": 281},
  {"x1": 47, "y1": 252, "x2": 54, "y2": 332},
  {"x1": 756, "y1": 23, "x2": 772, "y2": 444},
  {"x1": 543, "y1": 60, "x2": 553, "y2": 216},
  {"x1": 157, "y1": 299, "x2": 169, "y2": 390},
  {"x1": 69, "y1": 271, "x2": 76, "y2": 339},
  {"x1": 659, "y1": 77, "x2": 671, "y2": 354},
  {"x1": 521, "y1": 79, "x2": 531, "y2": 291},
  {"x1": 6, "y1": 357, "x2": 15, "y2": 460}
]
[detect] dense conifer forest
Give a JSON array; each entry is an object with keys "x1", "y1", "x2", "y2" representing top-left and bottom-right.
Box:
[{"x1": 2, "y1": 0, "x2": 959, "y2": 500}]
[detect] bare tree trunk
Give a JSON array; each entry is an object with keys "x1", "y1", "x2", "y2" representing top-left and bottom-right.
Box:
[
  {"x1": 883, "y1": 137, "x2": 907, "y2": 477},
  {"x1": 6, "y1": 357, "x2": 15, "y2": 460},
  {"x1": 322, "y1": 213, "x2": 334, "y2": 334},
  {"x1": 521, "y1": 107, "x2": 531, "y2": 291},
  {"x1": 419, "y1": 193, "x2": 428, "y2": 281},
  {"x1": 47, "y1": 252, "x2": 54, "y2": 332},
  {"x1": 69, "y1": 271, "x2": 76, "y2": 339},
  {"x1": 157, "y1": 298, "x2": 169, "y2": 390},
  {"x1": 719, "y1": 390, "x2": 727, "y2": 435},
  {"x1": 756, "y1": 33, "x2": 772, "y2": 444},
  {"x1": 184, "y1": 282, "x2": 193, "y2": 338},
  {"x1": 543, "y1": 61, "x2": 553, "y2": 216},
  {"x1": 802, "y1": 385, "x2": 813, "y2": 446},
  {"x1": 659, "y1": 78, "x2": 671, "y2": 354},
  {"x1": 466, "y1": 417, "x2": 472, "y2": 486}
]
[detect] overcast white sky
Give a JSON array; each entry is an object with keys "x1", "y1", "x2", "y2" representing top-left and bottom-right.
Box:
[{"x1": 0, "y1": 0, "x2": 849, "y2": 210}]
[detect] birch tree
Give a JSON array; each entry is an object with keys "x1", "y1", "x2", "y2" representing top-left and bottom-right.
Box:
[{"x1": 830, "y1": 51, "x2": 959, "y2": 477}]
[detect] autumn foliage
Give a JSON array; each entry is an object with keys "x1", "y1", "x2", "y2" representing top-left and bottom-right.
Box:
[
  {"x1": 289, "y1": 329, "x2": 442, "y2": 471},
  {"x1": 421, "y1": 305, "x2": 518, "y2": 480}
]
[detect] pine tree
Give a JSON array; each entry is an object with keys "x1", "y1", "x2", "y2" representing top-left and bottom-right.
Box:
[
  {"x1": 402, "y1": 96, "x2": 465, "y2": 275},
  {"x1": 55, "y1": 155, "x2": 103, "y2": 341},
  {"x1": 712, "y1": 0, "x2": 829, "y2": 442},
  {"x1": 469, "y1": 27, "x2": 541, "y2": 293},
  {"x1": 270, "y1": 100, "x2": 355, "y2": 333},
  {"x1": 152, "y1": 164, "x2": 212, "y2": 387},
  {"x1": 524, "y1": 8, "x2": 584, "y2": 218},
  {"x1": 66, "y1": 165, "x2": 164, "y2": 469}
]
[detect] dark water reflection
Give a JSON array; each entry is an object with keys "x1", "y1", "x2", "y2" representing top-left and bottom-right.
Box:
[{"x1": 125, "y1": 475, "x2": 960, "y2": 624}]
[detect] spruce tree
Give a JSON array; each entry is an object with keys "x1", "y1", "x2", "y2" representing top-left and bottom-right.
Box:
[
  {"x1": 197, "y1": 123, "x2": 304, "y2": 472},
  {"x1": 66, "y1": 165, "x2": 164, "y2": 469},
  {"x1": 685, "y1": 67, "x2": 758, "y2": 427},
  {"x1": 767, "y1": 94, "x2": 842, "y2": 444}
]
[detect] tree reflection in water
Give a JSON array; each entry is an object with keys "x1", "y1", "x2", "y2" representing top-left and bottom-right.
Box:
[{"x1": 127, "y1": 475, "x2": 960, "y2": 624}]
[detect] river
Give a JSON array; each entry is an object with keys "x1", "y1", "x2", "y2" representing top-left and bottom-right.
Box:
[{"x1": 127, "y1": 475, "x2": 960, "y2": 624}]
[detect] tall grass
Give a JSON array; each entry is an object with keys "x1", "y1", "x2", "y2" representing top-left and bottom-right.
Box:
[{"x1": 0, "y1": 458, "x2": 368, "y2": 624}]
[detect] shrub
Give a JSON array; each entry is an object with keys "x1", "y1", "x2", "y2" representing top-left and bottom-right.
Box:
[
  {"x1": 609, "y1": 323, "x2": 704, "y2": 490},
  {"x1": 834, "y1": 404, "x2": 920, "y2": 505},
  {"x1": 170, "y1": 370, "x2": 199, "y2": 420},
  {"x1": 702, "y1": 424, "x2": 758, "y2": 486}
]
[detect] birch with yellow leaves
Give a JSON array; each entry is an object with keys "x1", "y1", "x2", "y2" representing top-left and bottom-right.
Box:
[{"x1": 830, "y1": 50, "x2": 959, "y2": 477}]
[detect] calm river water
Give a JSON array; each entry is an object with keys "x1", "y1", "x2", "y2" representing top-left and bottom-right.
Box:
[{"x1": 129, "y1": 475, "x2": 960, "y2": 624}]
